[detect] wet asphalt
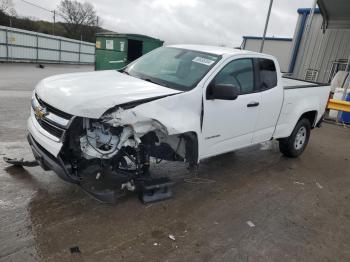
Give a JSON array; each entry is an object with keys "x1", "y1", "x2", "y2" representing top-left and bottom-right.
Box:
[{"x1": 0, "y1": 63, "x2": 350, "y2": 262}]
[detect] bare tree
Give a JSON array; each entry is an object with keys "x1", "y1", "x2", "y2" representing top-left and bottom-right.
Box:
[
  {"x1": 57, "y1": 0, "x2": 99, "y2": 40},
  {"x1": 0, "y1": 0, "x2": 16, "y2": 16}
]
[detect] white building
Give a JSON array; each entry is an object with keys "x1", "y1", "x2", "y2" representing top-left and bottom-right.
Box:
[{"x1": 241, "y1": 36, "x2": 292, "y2": 72}]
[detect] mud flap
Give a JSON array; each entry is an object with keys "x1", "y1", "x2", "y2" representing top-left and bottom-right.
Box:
[{"x1": 3, "y1": 157, "x2": 39, "y2": 167}]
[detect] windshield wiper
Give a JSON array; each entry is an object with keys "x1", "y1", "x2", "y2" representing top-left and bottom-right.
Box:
[
  {"x1": 119, "y1": 68, "x2": 130, "y2": 75},
  {"x1": 143, "y1": 78, "x2": 156, "y2": 84},
  {"x1": 141, "y1": 78, "x2": 168, "y2": 88}
]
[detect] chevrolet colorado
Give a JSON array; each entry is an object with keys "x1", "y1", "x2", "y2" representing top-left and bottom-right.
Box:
[{"x1": 8, "y1": 45, "x2": 331, "y2": 202}]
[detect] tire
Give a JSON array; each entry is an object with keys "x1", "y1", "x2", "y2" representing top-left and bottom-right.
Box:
[{"x1": 279, "y1": 118, "x2": 311, "y2": 158}]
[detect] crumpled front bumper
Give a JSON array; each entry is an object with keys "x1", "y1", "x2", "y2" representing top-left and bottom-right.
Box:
[
  {"x1": 27, "y1": 133, "x2": 78, "y2": 184},
  {"x1": 27, "y1": 112, "x2": 79, "y2": 183}
]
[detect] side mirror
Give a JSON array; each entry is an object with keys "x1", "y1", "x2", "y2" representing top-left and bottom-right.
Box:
[{"x1": 207, "y1": 83, "x2": 240, "y2": 100}]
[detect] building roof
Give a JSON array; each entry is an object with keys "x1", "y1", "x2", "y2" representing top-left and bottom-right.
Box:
[
  {"x1": 297, "y1": 8, "x2": 321, "y2": 14},
  {"x1": 242, "y1": 36, "x2": 292, "y2": 41},
  {"x1": 317, "y1": 0, "x2": 350, "y2": 28},
  {"x1": 96, "y1": 32, "x2": 163, "y2": 42}
]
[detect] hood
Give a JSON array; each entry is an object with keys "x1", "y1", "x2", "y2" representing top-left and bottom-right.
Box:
[{"x1": 35, "y1": 70, "x2": 181, "y2": 118}]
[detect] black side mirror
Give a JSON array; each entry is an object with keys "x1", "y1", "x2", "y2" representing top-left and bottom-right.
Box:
[{"x1": 207, "y1": 83, "x2": 240, "y2": 100}]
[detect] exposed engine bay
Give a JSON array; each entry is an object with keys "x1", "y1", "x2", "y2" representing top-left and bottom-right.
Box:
[{"x1": 55, "y1": 106, "x2": 198, "y2": 202}]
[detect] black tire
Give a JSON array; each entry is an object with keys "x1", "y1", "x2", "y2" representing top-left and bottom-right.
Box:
[{"x1": 279, "y1": 118, "x2": 311, "y2": 158}]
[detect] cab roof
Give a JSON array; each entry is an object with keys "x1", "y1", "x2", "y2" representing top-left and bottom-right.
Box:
[{"x1": 168, "y1": 44, "x2": 254, "y2": 56}]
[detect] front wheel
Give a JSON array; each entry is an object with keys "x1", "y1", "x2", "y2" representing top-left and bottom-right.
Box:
[{"x1": 279, "y1": 118, "x2": 311, "y2": 158}]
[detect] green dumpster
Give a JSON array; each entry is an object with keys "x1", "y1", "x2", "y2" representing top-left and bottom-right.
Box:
[{"x1": 95, "y1": 33, "x2": 164, "y2": 71}]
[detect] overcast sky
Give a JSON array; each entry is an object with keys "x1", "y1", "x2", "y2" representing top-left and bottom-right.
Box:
[{"x1": 12, "y1": 0, "x2": 314, "y2": 46}]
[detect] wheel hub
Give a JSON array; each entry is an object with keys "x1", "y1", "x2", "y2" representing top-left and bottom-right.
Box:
[{"x1": 294, "y1": 126, "x2": 306, "y2": 150}]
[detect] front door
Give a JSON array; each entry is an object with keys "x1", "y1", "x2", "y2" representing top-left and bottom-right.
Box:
[{"x1": 201, "y1": 58, "x2": 261, "y2": 158}]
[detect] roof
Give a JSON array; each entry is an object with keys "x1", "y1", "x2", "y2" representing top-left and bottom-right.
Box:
[
  {"x1": 242, "y1": 36, "x2": 292, "y2": 41},
  {"x1": 297, "y1": 8, "x2": 321, "y2": 14},
  {"x1": 168, "y1": 44, "x2": 253, "y2": 56},
  {"x1": 317, "y1": 0, "x2": 350, "y2": 29},
  {"x1": 96, "y1": 32, "x2": 163, "y2": 42}
]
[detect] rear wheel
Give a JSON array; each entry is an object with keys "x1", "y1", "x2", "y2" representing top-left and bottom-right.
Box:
[{"x1": 279, "y1": 118, "x2": 311, "y2": 158}]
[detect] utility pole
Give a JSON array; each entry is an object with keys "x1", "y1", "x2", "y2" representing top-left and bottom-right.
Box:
[
  {"x1": 53, "y1": 10, "x2": 56, "y2": 35},
  {"x1": 21, "y1": 0, "x2": 57, "y2": 36},
  {"x1": 260, "y1": 0, "x2": 273, "y2": 53}
]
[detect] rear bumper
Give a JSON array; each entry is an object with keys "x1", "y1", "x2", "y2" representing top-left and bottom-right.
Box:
[{"x1": 27, "y1": 133, "x2": 78, "y2": 184}]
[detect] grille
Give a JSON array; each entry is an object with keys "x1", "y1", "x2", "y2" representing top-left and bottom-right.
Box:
[
  {"x1": 36, "y1": 94, "x2": 72, "y2": 120},
  {"x1": 39, "y1": 119, "x2": 65, "y2": 138},
  {"x1": 34, "y1": 94, "x2": 72, "y2": 140}
]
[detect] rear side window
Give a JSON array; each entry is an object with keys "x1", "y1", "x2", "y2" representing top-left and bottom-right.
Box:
[{"x1": 257, "y1": 58, "x2": 277, "y2": 90}]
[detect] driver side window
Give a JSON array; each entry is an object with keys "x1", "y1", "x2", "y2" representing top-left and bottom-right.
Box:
[{"x1": 213, "y1": 59, "x2": 254, "y2": 94}]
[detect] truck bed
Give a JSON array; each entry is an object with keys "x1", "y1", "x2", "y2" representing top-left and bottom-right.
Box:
[
  {"x1": 282, "y1": 76, "x2": 328, "y2": 89},
  {"x1": 273, "y1": 76, "x2": 331, "y2": 139}
]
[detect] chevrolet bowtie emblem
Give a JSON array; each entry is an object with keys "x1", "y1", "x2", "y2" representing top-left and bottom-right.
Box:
[{"x1": 34, "y1": 105, "x2": 47, "y2": 119}]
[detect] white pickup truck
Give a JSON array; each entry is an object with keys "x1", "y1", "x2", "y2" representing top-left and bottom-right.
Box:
[{"x1": 11, "y1": 45, "x2": 331, "y2": 202}]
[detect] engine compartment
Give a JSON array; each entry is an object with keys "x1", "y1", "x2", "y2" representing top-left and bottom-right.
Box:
[{"x1": 59, "y1": 110, "x2": 198, "y2": 197}]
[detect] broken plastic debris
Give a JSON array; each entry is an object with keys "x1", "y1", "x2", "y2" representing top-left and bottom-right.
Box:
[
  {"x1": 294, "y1": 181, "x2": 305, "y2": 186},
  {"x1": 316, "y1": 182, "x2": 323, "y2": 189},
  {"x1": 246, "y1": 221, "x2": 255, "y2": 227},
  {"x1": 168, "y1": 234, "x2": 176, "y2": 241},
  {"x1": 153, "y1": 242, "x2": 158, "y2": 246},
  {"x1": 70, "y1": 246, "x2": 81, "y2": 254},
  {"x1": 3, "y1": 157, "x2": 39, "y2": 167}
]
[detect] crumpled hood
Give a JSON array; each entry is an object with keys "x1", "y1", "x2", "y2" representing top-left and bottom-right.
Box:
[{"x1": 35, "y1": 70, "x2": 181, "y2": 118}]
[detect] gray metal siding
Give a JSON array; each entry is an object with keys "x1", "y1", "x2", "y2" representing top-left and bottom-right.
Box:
[
  {"x1": 0, "y1": 45, "x2": 6, "y2": 57},
  {"x1": 291, "y1": 14, "x2": 350, "y2": 83},
  {"x1": 81, "y1": 44, "x2": 95, "y2": 54},
  {"x1": 243, "y1": 38, "x2": 292, "y2": 72},
  {"x1": 0, "y1": 25, "x2": 95, "y2": 64}
]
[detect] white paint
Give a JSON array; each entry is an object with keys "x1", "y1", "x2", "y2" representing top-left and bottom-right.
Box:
[
  {"x1": 29, "y1": 44, "x2": 331, "y2": 162},
  {"x1": 106, "y1": 39, "x2": 114, "y2": 50},
  {"x1": 27, "y1": 116, "x2": 62, "y2": 157},
  {"x1": 120, "y1": 41, "x2": 125, "y2": 51},
  {"x1": 35, "y1": 70, "x2": 180, "y2": 119},
  {"x1": 108, "y1": 60, "x2": 124, "y2": 64}
]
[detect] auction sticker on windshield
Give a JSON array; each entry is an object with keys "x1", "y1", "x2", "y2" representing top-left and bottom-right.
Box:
[{"x1": 192, "y1": 57, "x2": 215, "y2": 66}]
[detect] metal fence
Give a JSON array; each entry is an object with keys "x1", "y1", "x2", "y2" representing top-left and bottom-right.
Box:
[{"x1": 0, "y1": 25, "x2": 95, "y2": 64}]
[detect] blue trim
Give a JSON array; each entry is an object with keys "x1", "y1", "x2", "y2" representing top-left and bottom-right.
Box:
[
  {"x1": 297, "y1": 8, "x2": 320, "y2": 14},
  {"x1": 242, "y1": 36, "x2": 292, "y2": 41},
  {"x1": 288, "y1": 11, "x2": 308, "y2": 73}
]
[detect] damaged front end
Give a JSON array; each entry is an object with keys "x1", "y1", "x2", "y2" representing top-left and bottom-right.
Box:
[{"x1": 53, "y1": 104, "x2": 198, "y2": 203}]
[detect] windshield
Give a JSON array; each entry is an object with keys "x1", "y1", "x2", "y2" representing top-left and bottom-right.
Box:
[{"x1": 124, "y1": 47, "x2": 221, "y2": 91}]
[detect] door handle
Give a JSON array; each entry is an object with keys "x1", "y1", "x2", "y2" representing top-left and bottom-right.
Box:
[{"x1": 247, "y1": 102, "x2": 259, "y2": 107}]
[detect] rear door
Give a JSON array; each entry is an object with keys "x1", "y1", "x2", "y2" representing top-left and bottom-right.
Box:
[
  {"x1": 201, "y1": 57, "x2": 261, "y2": 158},
  {"x1": 252, "y1": 58, "x2": 283, "y2": 143}
]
